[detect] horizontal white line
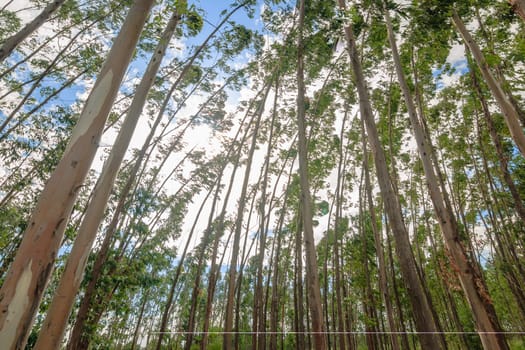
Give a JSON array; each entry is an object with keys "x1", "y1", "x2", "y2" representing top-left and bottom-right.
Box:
[{"x1": 149, "y1": 331, "x2": 525, "y2": 335}]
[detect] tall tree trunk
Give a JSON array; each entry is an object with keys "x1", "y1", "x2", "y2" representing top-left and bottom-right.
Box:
[
  {"x1": 33, "y1": 11, "x2": 180, "y2": 350},
  {"x1": 269, "y1": 157, "x2": 295, "y2": 350},
  {"x1": 452, "y1": 9, "x2": 525, "y2": 158},
  {"x1": 0, "y1": 1, "x2": 154, "y2": 348},
  {"x1": 361, "y1": 118, "x2": 400, "y2": 350},
  {"x1": 223, "y1": 81, "x2": 270, "y2": 350},
  {"x1": 336, "y1": 1, "x2": 443, "y2": 348},
  {"x1": 0, "y1": 0, "x2": 67, "y2": 62},
  {"x1": 359, "y1": 157, "x2": 380, "y2": 350},
  {"x1": 130, "y1": 289, "x2": 150, "y2": 350},
  {"x1": 332, "y1": 111, "x2": 348, "y2": 350},
  {"x1": 296, "y1": 1, "x2": 327, "y2": 348},
  {"x1": 184, "y1": 179, "x2": 223, "y2": 350},
  {"x1": 384, "y1": 5, "x2": 509, "y2": 349},
  {"x1": 253, "y1": 78, "x2": 279, "y2": 350},
  {"x1": 294, "y1": 214, "x2": 306, "y2": 350}
]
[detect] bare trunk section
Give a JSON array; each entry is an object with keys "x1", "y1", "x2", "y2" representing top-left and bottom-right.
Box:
[
  {"x1": 33, "y1": 11, "x2": 180, "y2": 350},
  {"x1": 0, "y1": 0, "x2": 67, "y2": 62},
  {"x1": 296, "y1": 1, "x2": 327, "y2": 349},
  {"x1": 336, "y1": 1, "x2": 442, "y2": 348},
  {"x1": 452, "y1": 9, "x2": 525, "y2": 158},
  {"x1": 384, "y1": 6, "x2": 509, "y2": 350},
  {"x1": 0, "y1": 1, "x2": 154, "y2": 348}
]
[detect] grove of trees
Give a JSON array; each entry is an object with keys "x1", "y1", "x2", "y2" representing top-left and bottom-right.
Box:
[{"x1": 0, "y1": 0, "x2": 524, "y2": 349}]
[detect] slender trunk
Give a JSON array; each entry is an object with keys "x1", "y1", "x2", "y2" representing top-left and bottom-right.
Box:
[
  {"x1": 269, "y1": 157, "x2": 295, "y2": 350},
  {"x1": 253, "y1": 78, "x2": 279, "y2": 350},
  {"x1": 0, "y1": 2, "x2": 153, "y2": 348},
  {"x1": 452, "y1": 9, "x2": 525, "y2": 157},
  {"x1": 361, "y1": 118, "x2": 400, "y2": 350},
  {"x1": 296, "y1": 2, "x2": 327, "y2": 348},
  {"x1": 130, "y1": 289, "x2": 150, "y2": 350},
  {"x1": 332, "y1": 111, "x2": 348, "y2": 350},
  {"x1": 0, "y1": 0, "x2": 67, "y2": 62},
  {"x1": 358, "y1": 146, "x2": 379, "y2": 350},
  {"x1": 184, "y1": 177, "x2": 223, "y2": 350},
  {"x1": 223, "y1": 81, "x2": 270, "y2": 350},
  {"x1": 294, "y1": 214, "x2": 306, "y2": 350},
  {"x1": 67, "y1": 95, "x2": 194, "y2": 350},
  {"x1": 384, "y1": 6, "x2": 508, "y2": 349},
  {"x1": 234, "y1": 185, "x2": 260, "y2": 350}
]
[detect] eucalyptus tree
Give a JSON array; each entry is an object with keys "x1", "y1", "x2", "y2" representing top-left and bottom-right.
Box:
[
  {"x1": 336, "y1": 0, "x2": 444, "y2": 348},
  {"x1": 294, "y1": 1, "x2": 327, "y2": 348},
  {"x1": 0, "y1": 1, "x2": 155, "y2": 348}
]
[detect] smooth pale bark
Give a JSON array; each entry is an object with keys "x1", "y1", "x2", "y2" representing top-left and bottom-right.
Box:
[
  {"x1": 0, "y1": 1, "x2": 154, "y2": 349},
  {"x1": 72, "y1": 4, "x2": 243, "y2": 345},
  {"x1": 33, "y1": 10, "x2": 180, "y2": 350},
  {"x1": 0, "y1": 0, "x2": 67, "y2": 62},
  {"x1": 509, "y1": 0, "x2": 525, "y2": 21},
  {"x1": 452, "y1": 9, "x2": 525, "y2": 158},
  {"x1": 296, "y1": 1, "x2": 327, "y2": 349},
  {"x1": 384, "y1": 6, "x2": 509, "y2": 350},
  {"x1": 336, "y1": 1, "x2": 442, "y2": 349}
]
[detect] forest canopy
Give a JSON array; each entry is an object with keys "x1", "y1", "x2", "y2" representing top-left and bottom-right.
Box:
[{"x1": 0, "y1": 0, "x2": 525, "y2": 349}]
